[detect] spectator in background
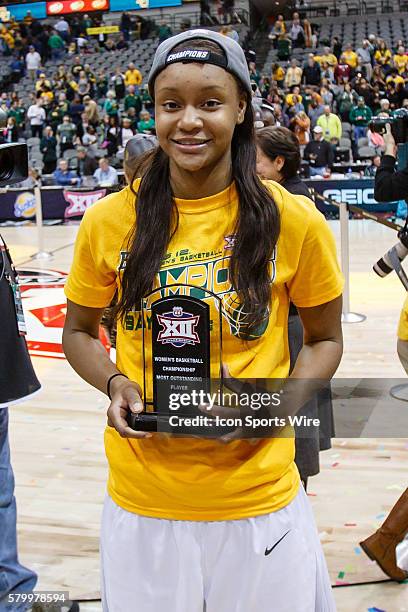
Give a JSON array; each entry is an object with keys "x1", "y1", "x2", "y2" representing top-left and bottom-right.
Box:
[
  {"x1": 316, "y1": 105, "x2": 342, "y2": 141},
  {"x1": 119, "y1": 116, "x2": 135, "y2": 152},
  {"x1": 334, "y1": 58, "x2": 351, "y2": 83},
  {"x1": 27, "y1": 97, "x2": 45, "y2": 137},
  {"x1": 307, "y1": 95, "x2": 325, "y2": 128},
  {"x1": 57, "y1": 114, "x2": 77, "y2": 154},
  {"x1": 374, "y1": 39, "x2": 392, "y2": 68},
  {"x1": 303, "y1": 54, "x2": 321, "y2": 86},
  {"x1": 120, "y1": 11, "x2": 132, "y2": 41},
  {"x1": 2, "y1": 116, "x2": 18, "y2": 143},
  {"x1": 124, "y1": 63, "x2": 142, "y2": 89},
  {"x1": 158, "y1": 21, "x2": 173, "y2": 43},
  {"x1": 364, "y1": 154, "x2": 381, "y2": 176},
  {"x1": 269, "y1": 14, "x2": 286, "y2": 48},
  {"x1": 272, "y1": 62, "x2": 285, "y2": 87},
  {"x1": 285, "y1": 58, "x2": 303, "y2": 88},
  {"x1": 376, "y1": 98, "x2": 392, "y2": 116},
  {"x1": 111, "y1": 67, "x2": 126, "y2": 100},
  {"x1": 349, "y1": 96, "x2": 373, "y2": 141},
  {"x1": 289, "y1": 14, "x2": 305, "y2": 48},
  {"x1": 103, "y1": 90, "x2": 118, "y2": 118},
  {"x1": 10, "y1": 55, "x2": 25, "y2": 83},
  {"x1": 53, "y1": 159, "x2": 81, "y2": 186},
  {"x1": 137, "y1": 109, "x2": 155, "y2": 135},
  {"x1": 393, "y1": 46, "x2": 408, "y2": 75},
  {"x1": 342, "y1": 43, "x2": 358, "y2": 74},
  {"x1": 71, "y1": 56, "x2": 84, "y2": 79},
  {"x1": 48, "y1": 30, "x2": 65, "y2": 61},
  {"x1": 96, "y1": 69, "x2": 109, "y2": 98},
  {"x1": 93, "y1": 157, "x2": 118, "y2": 186},
  {"x1": 337, "y1": 82, "x2": 358, "y2": 121},
  {"x1": 291, "y1": 110, "x2": 311, "y2": 146},
  {"x1": 124, "y1": 85, "x2": 142, "y2": 116},
  {"x1": 55, "y1": 16, "x2": 70, "y2": 42},
  {"x1": 40, "y1": 126, "x2": 58, "y2": 174},
  {"x1": 8, "y1": 98, "x2": 25, "y2": 131},
  {"x1": 304, "y1": 125, "x2": 334, "y2": 176},
  {"x1": 117, "y1": 33, "x2": 129, "y2": 51},
  {"x1": 357, "y1": 39, "x2": 373, "y2": 81},
  {"x1": 77, "y1": 70, "x2": 90, "y2": 99},
  {"x1": 318, "y1": 46, "x2": 338, "y2": 68},
  {"x1": 83, "y1": 95, "x2": 100, "y2": 127},
  {"x1": 332, "y1": 36, "x2": 342, "y2": 61},
  {"x1": 25, "y1": 45, "x2": 41, "y2": 81},
  {"x1": 76, "y1": 145, "x2": 98, "y2": 177}
]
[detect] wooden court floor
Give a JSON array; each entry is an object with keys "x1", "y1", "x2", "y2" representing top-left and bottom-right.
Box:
[{"x1": 2, "y1": 219, "x2": 408, "y2": 611}]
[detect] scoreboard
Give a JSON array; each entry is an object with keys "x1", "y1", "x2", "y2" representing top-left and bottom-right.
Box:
[
  {"x1": 110, "y1": 0, "x2": 182, "y2": 9},
  {"x1": 0, "y1": 0, "x2": 182, "y2": 21}
]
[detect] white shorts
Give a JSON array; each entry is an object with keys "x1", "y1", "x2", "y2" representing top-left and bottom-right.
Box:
[{"x1": 100, "y1": 486, "x2": 336, "y2": 612}]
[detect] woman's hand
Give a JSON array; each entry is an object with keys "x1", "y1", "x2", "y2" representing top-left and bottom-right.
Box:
[{"x1": 107, "y1": 376, "x2": 152, "y2": 439}]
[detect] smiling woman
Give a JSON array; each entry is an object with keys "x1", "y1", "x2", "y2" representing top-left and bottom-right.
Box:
[{"x1": 62, "y1": 29, "x2": 343, "y2": 612}]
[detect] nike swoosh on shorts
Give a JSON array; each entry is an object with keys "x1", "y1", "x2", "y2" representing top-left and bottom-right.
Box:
[{"x1": 264, "y1": 530, "x2": 291, "y2": 556}]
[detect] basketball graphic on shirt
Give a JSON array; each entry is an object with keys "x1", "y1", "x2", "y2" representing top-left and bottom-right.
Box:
[{"x1": 219, "y1": 291, "x2": 269, "y2": 341}]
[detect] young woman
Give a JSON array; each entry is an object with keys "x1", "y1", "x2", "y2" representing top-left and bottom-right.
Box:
[
  {"x1": 63, "y1": 30, "x2": 343, "y2": 611},
  {"x1": 255, "y1": 125, "x2": 336, "y2": 491}
]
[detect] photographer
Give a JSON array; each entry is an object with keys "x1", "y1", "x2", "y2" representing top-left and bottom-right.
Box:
[
  {"x1": 362, "y1": 120, "x2": 408, "y2": 583},
  {"x1": 374, "y1": 124, "x2": 408, "y2": 202}
]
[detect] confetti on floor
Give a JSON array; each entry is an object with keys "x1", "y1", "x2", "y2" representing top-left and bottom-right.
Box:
[
  {"x1": 354, "y1": 547, "x2": 362, "y2": 555},
  {"x1": 337, "y1": 571, "x2": 345, "y2": 579},
  {"x1": 368, "y1": 608, "x2": 386, "y2": 612},
  {"x1": 332, "y1": 462, "x2": 339, "y2": 468}
]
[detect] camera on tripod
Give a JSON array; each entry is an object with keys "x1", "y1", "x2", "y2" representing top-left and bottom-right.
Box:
[
  {"x1": 0, "y1": 108, "x2": 28, "y2": 188},
  {"x1": 369, "y1": 108, "x2": 408, "y2": 145}
]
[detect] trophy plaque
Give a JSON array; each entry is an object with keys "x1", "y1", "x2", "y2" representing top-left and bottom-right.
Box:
[{"x1": 127, "y1": 284, "x2": 222, "y2": 433}]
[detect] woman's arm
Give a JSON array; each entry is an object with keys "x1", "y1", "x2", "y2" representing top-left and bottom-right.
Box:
[
  {"x1": 63, "y1": 299, "x2": 150, "y2": 438},
  {"x1": 293, "y1": 295, "x2": 343, "y2": 379}
]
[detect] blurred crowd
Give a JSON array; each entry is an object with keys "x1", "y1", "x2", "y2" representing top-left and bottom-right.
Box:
[
  {"x1": 251, "y1": 11, "x2": 408, "y2": 177},
  {"x1": 0, "y1": 6, "x2": 406, "y2": 186}
]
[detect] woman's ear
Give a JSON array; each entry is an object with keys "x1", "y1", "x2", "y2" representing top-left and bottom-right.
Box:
[{"x1": 237, "y1": 95, "x2": 247, "y2": 125}]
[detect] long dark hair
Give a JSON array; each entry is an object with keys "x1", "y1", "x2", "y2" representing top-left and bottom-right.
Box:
[
  {"x1": 256, "y1": 126, "x2": 301, "y2": 180},
  {"x1": 117, "y1": 39, "x2": 280, "y2": 334}
]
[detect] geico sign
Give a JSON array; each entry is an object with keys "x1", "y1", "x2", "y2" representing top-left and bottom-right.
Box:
[{"x1": 323, "y1": 187, "x2": 377, "y2": 205}]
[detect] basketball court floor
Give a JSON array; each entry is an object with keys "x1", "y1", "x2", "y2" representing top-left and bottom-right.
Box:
[{"x1": 2, "y1": 217, "x2": 408, "y2": 611}]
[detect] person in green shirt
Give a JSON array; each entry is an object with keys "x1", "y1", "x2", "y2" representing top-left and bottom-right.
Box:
[
  {"x1": 137, "y1": 109, "x2": 155, "y2": 135},
  {"x1": 349, "y1": 97, "x2": 373, "y2": 141},
  {"x1": 48, "y1": 31, "x2": 65, "y2": 61},
  {"x1": 124, "y1": 85, "x2": 142, "y2": 115},
  {"x1": 103, "y1": 91, "x2": 118, "y2": 118},
  {"x1": 8, "y1": 100, "x2": 25, "y2": 128},
  {"x1": 140, "y1": 86, "x2": 154, "y2": 114},
  {"x1": 158, "y1": 21, "x2": 172, "y2": 42}
]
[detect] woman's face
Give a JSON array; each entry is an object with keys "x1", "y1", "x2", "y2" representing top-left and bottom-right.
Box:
[
  {"x1": 256, "y1": 146, "x2": 283, "y2": 183},
  {"x1": 154, "y1": 62, "x2": 246, "y2": 175}
]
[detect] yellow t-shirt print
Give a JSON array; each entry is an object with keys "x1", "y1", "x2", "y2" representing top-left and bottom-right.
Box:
[{"x1": 65, "y1": 179, "x2": 343, "y2": 521}]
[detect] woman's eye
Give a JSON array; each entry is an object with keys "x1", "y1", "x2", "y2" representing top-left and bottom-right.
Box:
[
  {"x1": 203, "y1": 100, "x2": 221, "y2": 108},
  {"x1": 163, "y1": 102, "x2": 179, "y2": 110}
]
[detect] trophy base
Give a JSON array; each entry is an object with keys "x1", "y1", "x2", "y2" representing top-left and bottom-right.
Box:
[
  {"x1": 127, "y1": 412, "x2": 159, "y2": 432},
  {"x1": 126, "y1": 411, "x2": 237, "y2": 437}
]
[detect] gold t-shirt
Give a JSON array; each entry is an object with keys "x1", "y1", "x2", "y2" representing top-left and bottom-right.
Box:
[{"x1": 65, "y1": 179, "x2": 343, "y2": 520}]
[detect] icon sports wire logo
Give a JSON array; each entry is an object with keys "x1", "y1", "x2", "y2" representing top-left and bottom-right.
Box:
[{"x1": 156, "y1": 307, "x2": 200, "y2": 348}]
